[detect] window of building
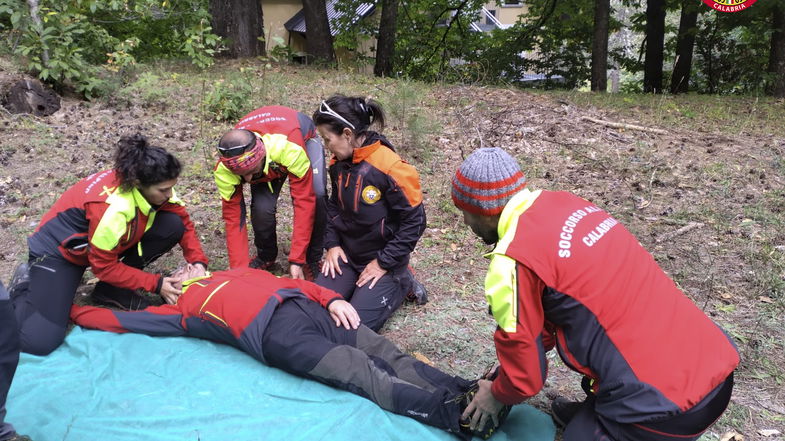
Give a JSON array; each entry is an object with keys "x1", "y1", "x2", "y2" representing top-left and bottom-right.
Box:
[{"x1": 485, "y1": 9, "x2": 496, "y2": 25}]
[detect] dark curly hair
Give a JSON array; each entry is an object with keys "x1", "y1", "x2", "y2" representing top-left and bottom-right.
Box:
[{"x1": 114, "y1": 133, "x2": 181, "y2": 191}]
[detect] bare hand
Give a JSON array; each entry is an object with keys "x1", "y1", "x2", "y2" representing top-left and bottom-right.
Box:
[
  {"x1": 289, "y1": 264, "x2": 305, "y2": 280},
  {"x1": 461, "y1": 379, "x2": 505, "y2": 431},
  {"x1": 328, "y1": 299, "x2": 361, "y2": 330},
  {"x1": 322, "y1": 246, "x2": 348, "y2": 279},
  {"x1": 356, "y1": 259, "x2": 386, "y2": 289},
  {"x1": 159, "y1": 276, "x2": 182, "y2": 305}
]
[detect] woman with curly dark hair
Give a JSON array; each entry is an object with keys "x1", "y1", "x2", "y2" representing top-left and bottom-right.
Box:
[{"x1": 6, "y1": 133, "x2": 208, "y2": 357}]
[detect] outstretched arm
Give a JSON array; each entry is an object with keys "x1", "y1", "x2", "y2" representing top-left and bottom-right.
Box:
[{"x1": 70, "y1": 303, "x2": 187, "y2": 337}]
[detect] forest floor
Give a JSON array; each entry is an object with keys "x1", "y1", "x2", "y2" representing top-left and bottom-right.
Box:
[{"x1": 1, "y1": 59, "x2": 783, "y2": 440}]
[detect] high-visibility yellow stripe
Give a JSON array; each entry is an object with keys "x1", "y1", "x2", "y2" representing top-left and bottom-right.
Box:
[
  {"x1": 203, "y1": 311, "x2": 228, "y2": 327},
  {"x1": 485, "y1": 254, "x2": 519, "y2": 332},
  {"x1": 261, "y1": 133, "x2": 310, "y2": 178},
  {"x1": 91, "y1": 186, "x2": 184, "y2": 253},
  {"x1": 199, "y1": 280, "x2": 230, "y2": 313},
  {"x1": 214, "y1": 162, "x2": 241, "y2": 201},
  {"x1": 483, "y1": 188, "x2": 542, "y2": 333}
]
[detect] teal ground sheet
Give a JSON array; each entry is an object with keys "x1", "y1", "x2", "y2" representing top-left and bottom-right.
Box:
[{"x1": 7, "y1": 327, "x2": 556, "y2": 441}]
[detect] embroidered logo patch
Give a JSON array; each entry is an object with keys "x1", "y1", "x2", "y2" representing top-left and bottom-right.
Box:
[{"x1": 361, "y1": 185, "x2": 382, "y2": 204}]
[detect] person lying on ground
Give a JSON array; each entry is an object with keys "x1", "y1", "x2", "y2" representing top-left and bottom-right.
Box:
[
  {"x1": 8, "y1": 134, "x2": 208, "y2": 356},
  {"x1": 452, "y1": 147, "x2": 739, "y2": 441},
  {"x1": 70, "y1": 264, "x2": 508, "y2": 440}
]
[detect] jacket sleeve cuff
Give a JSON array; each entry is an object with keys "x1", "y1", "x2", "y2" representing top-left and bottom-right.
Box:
[
  {"x1": 325, "y1": 296, "x2": 344, "y2": 309},
  {"x1": 154, "y1": 276, "x2": 164, "y2": 294}
]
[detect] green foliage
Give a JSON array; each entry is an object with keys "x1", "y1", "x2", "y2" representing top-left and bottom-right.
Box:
[
  {"x1": 113, "y1": 71, "x2": 172, "y2": 108},
  {"x1": 204, "y1": 78, "x2": 253, "y2": 122},
  {"x1": 692, "y1": 11, "x2": 773, "y2": 95},
  {"x1": 0, "y1": 0, "x2": 220, "y2": 97},
  {"x1": 394, "y1": 0, "x2": 487, "y2": 81}
]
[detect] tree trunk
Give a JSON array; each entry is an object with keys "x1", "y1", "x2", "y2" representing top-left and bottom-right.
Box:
[
  {"x1": 26, "y1": 0, "x2": 48, "y2": 65},
  {"x1": 670, "y1": 0, "x2": 699, "y2": 94},
  {"x1": 768, "y1": 3, "x2": 785, "y2": 97},
  {"x1": 591, "y1": 0, "x2": 610, "y2": 92},
  {"x1": 374, "y1": 0, "x2": 399, "y2": 77},
  {"x1": 302, "y1": 0, "x2": 334, "y2": 63},
  {"x1": 209, "y1": 0, "x2": 265, "y2": 58},
  {"x1": 643, "y1": 0, "x2": 666, "y2": 93}
]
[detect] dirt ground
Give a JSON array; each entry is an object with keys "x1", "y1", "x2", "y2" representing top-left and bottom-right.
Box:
[{"x1": 1, "y1": 62, "x2": 783, "y2": 440}]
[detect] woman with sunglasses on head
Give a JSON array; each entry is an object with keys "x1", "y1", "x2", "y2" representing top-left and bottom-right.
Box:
[
  {"x1": 214, "y1": 106, "x2": 327, "y2": 281},
  {"x1": 5, "y1": 134, "x2": 208, "y2": 356},
  {"x1": 312, "y1": 95, "x2": 427, "y2": 332}
]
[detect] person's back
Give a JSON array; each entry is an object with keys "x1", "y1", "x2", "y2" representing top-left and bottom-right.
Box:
[{"x1": 496, "y1": 189, "x2": 739, "y2": 420}]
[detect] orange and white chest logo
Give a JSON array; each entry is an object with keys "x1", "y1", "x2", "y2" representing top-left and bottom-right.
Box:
[
  {"x1": 361, "y1": 185, "x2": 382, "y2": 204},
  {"x1": 702, "y1": 0, "x2": 756, "y2": 12}
]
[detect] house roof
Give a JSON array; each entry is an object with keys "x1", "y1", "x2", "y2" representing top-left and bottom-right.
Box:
[{"x1": 284, "y1": 0, "x2": 375, "y2": 36}]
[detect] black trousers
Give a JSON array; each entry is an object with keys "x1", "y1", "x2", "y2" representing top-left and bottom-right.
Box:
[
  {"x1": 0, "y1": 283, "x2": 19, "y2": 440},
  {"x1": 13, "y1": 211, "x2": 184, "y2": 355},
  {"x1": 250, "y1": 136, "x2": 327, "y2": 265},
  {"x1": 314, "y1": 257, "x2": 411, "y2": 332},
  {"x1": 261, "y1": 297, "x2": 469, "y2": 435},
  {"x1": 563, "y1": 374, "x2": 735, "y2": 441}
]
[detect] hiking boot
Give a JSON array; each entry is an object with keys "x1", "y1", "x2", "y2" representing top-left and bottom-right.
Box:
[
  {"x1": 404, "y1": 267, "x2": 428, "y2": 305},
  {"x1": 91, "y1": 285, "x2": 150, "y2": 311},
  {"x1": 454, "y1": 381, "x2": 512, "y2": 440},
  {"x1": 249, "y1": 257, "x2": 280, "y2": 272},
  {"x1": 8, "y1": 262, "x2": 30, "y2": 299},
  {"x1": 550, "y1": 396, "x2": 584, "y2": 428}
]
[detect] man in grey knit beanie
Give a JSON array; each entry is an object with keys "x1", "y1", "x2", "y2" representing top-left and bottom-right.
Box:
[{"x1": 453, "y1": 148, "x2": 738, "y2": 441}]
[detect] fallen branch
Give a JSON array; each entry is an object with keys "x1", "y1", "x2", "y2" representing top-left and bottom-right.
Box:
[
  {"x1": 580, "y1": 116, "x2": 667, "y2": 135},
  {"x1": 656, "y1": 221, "x2": 704, "y2": 243}
]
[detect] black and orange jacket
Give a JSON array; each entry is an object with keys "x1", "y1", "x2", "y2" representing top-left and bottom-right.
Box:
[
  {"x1": 324, "y1": 139, "x2": 426, "y2": 269},
  {"x1": 485, "y1": 189, "x2": 739, "y2": 423},
  {"x1": 214, "y1": 106, "x2": 316, "y2": 268},
  {"x1": 27, "y1": 169, "x2": 208, "y2": 294},
  {"x1": 70, "y1": 268, "x2": 342, "y2": 363}
]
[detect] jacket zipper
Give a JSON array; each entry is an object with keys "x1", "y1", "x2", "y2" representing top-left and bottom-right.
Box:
[{"x1": 354, "y1": 175, "x2": 363, "y2": 212}]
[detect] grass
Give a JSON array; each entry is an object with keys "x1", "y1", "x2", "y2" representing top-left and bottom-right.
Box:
[
  {"x1": 2, "y1": 59, "x2": 785, "y2": 439},
  {"x1": 540, "y1": 90, "x2": 785, "y2": 136}
]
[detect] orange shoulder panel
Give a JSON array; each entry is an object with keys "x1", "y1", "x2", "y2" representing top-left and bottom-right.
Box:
[{"x1": 365, "y1": 145, "x2": 423, "y2": 207}]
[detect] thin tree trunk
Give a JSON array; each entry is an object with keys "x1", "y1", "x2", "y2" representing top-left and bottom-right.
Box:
[
  {"x1": 374, "y1": 0, "x2": 399, "y2": 77},
  {"x1": 26, "y1": 0, "x2": 48, "y2": 64},
  {"x1": 768, "y1": 3, "x2": 785, "y2": 97},
  {"x1": 302, "y1": 0, "x2": 335, "y2": 63},
  {"x1": 591, "y1": 0, "x2": 610, "y2": 92},
  {"x1": 643, "y1": 0, "x2": 666, "y2": 93},
  {"x1": 209, "y1": 0, "x2": 264, "y2": 58},
  {"x1": 670, "y1": 0, "x2": 699, "y2": 94}
]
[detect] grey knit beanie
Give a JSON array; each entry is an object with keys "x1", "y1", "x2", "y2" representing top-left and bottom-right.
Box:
[{"x1": 451, "y1": 147, "x2": 527, "y2": 216}]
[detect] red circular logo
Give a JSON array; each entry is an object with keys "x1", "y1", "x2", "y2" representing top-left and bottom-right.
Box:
[{"x1": 702, "y1": 0, "x2": 757, "y2": 12}]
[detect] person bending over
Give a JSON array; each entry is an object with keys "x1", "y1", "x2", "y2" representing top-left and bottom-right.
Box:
[
  {"x1": 452, "y1": 147, "x2": 739, "y2": 441},
  {"x1": 214, "y1": 106, "x2": 326, "y2": 280},
  {"x1": 8, "y1": 134, "x2": 208, "y2": 355}
]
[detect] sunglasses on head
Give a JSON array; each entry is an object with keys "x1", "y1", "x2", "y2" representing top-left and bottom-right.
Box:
[
  {"x1": 319, "y1": 100, "x2": 355, "y2": 130},
  {"x1": 217, "y1": 136, "x2": 257, "y2": 158}
]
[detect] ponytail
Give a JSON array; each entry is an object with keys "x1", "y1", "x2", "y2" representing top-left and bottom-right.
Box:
[
  {"x1": 114, "y1": 133, "x2": 181, "y2": 191},
  {"x1": 313, "y1": 94, "x2": 385, "y2": 137}
]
